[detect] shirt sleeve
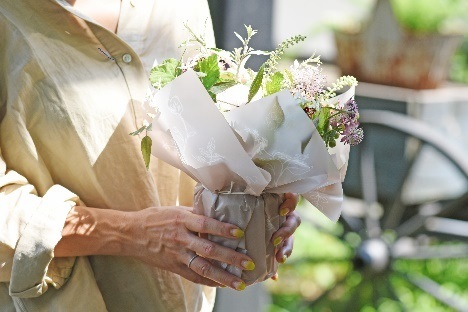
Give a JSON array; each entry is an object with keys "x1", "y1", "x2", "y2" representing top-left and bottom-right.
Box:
[{"x1": 0, "y1": 148, "x2": 79, "y2": 298}]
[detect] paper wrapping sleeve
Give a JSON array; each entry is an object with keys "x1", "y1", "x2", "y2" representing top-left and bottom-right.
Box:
[{"x1": 194, "y1": 184, "x2": 285, "y2": 285}]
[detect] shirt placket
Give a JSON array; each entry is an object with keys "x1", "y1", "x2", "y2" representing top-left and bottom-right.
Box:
[
  {"x1": 54, "y1": 0, "x2": 150, "y2": 131},
  {"x1": 116, "y1": 0, "x2": 149, "y2": 56},
  {"x1": 89, "y1": 23, "x2": 149, "y2": 129}
]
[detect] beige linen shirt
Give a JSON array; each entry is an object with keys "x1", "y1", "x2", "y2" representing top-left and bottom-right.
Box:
[{"x1": 0, "y1": 0, "x2": 216, "y2": 311}]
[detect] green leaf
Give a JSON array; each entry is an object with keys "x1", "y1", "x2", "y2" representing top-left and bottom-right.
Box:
[
  {"x1": 210, "y1": 81, "x2": 237, "y2": 94},
  {"x1": 234, "y1": 31, "x2": 245, "y2": 45},
  {"x1": 318, "y1": 107, "x2": 331, "y2": 135},
  {"x1": 197, "y1": 54, "x2": 220, "y2": 90},
  {"x1": 219, "y1": 71, "x2": 236, "y2": 82},
  {"x1": 266, "y1": 71, "x2": 284, "y2": 95},
  {"x1": 284, "y1": 69, "x2": 294, "y2": 84},
  {"x1": 141, "y1": 135, "x2": 152, "y2": 170},
  {"x1": 149, "y1": 58, "x2": 180, "y2": 88},
  {"x1": 129, "y1": 125, "x2": 146, "y2": 136},
  {"x1": 247, "y1": 64, "x2": 265, "y2": 103},
  {"x1": 208, "y1": 91, "x2": 217, "y2": 102}
]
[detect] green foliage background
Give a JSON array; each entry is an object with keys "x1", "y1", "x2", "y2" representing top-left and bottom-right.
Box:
[{"x1": 265, "y1": 201, "x2": 468, "y2": 312}]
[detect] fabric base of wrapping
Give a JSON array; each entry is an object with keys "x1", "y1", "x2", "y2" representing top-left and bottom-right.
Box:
[{"x1": 193, "y1": 184, "x2": 286, "y2": 285}]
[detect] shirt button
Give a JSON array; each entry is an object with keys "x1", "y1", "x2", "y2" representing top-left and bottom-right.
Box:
[{"x1": 122, "y1": 54, "x2": 132, "y2": 63}]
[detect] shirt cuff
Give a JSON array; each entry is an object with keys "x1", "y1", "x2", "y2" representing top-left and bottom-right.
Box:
[{"x1": 9, "y1": 185, "x2": 79, "y2": 298}]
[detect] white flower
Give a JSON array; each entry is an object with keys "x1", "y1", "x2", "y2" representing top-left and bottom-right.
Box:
[{"x1": 288, "y1": 60, "x2": 326, "y2": 102}]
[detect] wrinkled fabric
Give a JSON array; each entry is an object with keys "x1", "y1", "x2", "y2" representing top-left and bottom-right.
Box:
[
  {"x1": 0, "y1": 0, "x2": 215, "y2": 311},
  {"x1": 194, "y1": 184, "x2": 285, "y2": 285}
]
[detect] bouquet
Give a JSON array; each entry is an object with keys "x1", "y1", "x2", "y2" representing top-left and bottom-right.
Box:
[{"x1": 134, "y1": 25, "x2": 363, "y2": 285}]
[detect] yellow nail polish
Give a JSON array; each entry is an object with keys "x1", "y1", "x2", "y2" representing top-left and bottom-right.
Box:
[
  {"x1": 280, "y1": 255, "x2": 287, "y2": 263},
  {"x1": 280, "y1": 208, "x2": 289, "y2": 216},
  {"x1": 230, "y1": 228, "x2": 244, "y2": 238},
  {"x1": 242, "y1": 260, "x2": 256, "y2": 271},
  {"x1": 274, "y1": 236, "x2": 283, "y2": 247},
  {"x1": 233, "y1": 281, "x2": 246, "y2": 291}
]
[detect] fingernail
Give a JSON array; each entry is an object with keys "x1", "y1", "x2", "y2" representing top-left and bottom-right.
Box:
[
  {"x1": 241, "y1": 260, "x2": 255, "y2": 271},
  {"x1": 272, "y1": 273, "x2": 279, "y2": 281},
  {"x1": 280, "y1": 208, "x2": 289, "y2": 216},
  {"x1": 273, "y1": 236, "x2": 283, "y2": 247},
  {"x1": 280, "y1": 255, "x2": 287, "y2": 264},
  {"x1": 230, "y1": 228, "x2": 244, "y2": 238},
  {"x1": 233, "y1": 281, "x2": 246, "y2": 291}
]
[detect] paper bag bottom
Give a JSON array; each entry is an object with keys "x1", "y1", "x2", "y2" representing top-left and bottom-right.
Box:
[{"x1": 194, "y1": 184, "x2": 286, "y2": 285}]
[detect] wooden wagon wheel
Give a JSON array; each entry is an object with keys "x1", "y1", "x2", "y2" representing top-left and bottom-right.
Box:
[{"x1": 280, "y1": 109, "x2": 468, "y2": 311}]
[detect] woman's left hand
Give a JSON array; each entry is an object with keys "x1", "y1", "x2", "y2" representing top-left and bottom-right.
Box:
[{"x1": 271, "y1": 193, "x2": 301, "y2": 267}]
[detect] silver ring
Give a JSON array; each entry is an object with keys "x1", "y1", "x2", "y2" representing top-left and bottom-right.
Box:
[{"x1": 187, "y1": 254, "x2": 199, "y2": 268}]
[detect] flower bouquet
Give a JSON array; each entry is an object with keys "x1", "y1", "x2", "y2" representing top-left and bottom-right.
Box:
[{"x1": 135, "y1": 25, "x2": 362, "y2": 285}]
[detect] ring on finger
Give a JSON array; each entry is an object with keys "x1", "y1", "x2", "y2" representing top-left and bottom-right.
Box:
[{"x1": 187, "y1": 254, "x2": 199, "y2": 269}]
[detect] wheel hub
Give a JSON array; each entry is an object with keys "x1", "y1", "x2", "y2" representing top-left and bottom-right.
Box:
[{"x1": 353, "y1": 238, "x2": 390, "y2": 273}]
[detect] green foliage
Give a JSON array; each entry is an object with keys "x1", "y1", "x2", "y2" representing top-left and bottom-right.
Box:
[
  {"x1": 317, "y1": 107, "x2": 331, "y2": 136},
  {"x1": 390, "y1": 0, "x2": 467, "y2": 33},
  {"x1": 450, "y1": 38, "x2": 468, "y2": 83},
  {"x1": 283, "y1": 69, "x2": 294, "y2": 85},
  {"x1": 230, "y1": 25, "x2": 269, "y2": 81},
  {"x1": 196, "y1": 54, "x2": 220, "y2": 90},
  {"x1": 323, "y1": 75, "x2": 358, "y2": 100},
  {"x1": 266, "y1": 203, "x2": 468, "y2": 312},
  {"x1": 149, "y1": 58, "x2": 181, "y2": 88},
  {"x1": 266, "y1": 72, "x2": 285, "y2": 96},
  {"x1": 182, "y1": 22, "x2": 208, "y2": 51},
  {"x1": 129, "y1": 125, "x2": 147, "y2": 136},
  {"x1": 315, "y1": 107, "x2": 340, "y2": 148},
  {"x1": 209, "y1": 81, "x2": 237, "y2": 95},
  {"x1": 141, "y1": 135, "x2": 152, "y2": 169},
  {"x1": 248, "y1": 64, "x2": 265, "y2": 103},
  {"x1": 264, "y1": 35, "x2": 306, "y2": 77}
]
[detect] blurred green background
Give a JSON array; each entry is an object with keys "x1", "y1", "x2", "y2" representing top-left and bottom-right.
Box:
[{"x1": 265, "y1": 201, "x2": 468, "y2": 312}]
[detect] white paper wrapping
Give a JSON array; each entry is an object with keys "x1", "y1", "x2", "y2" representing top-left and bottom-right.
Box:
[{"x1": 148, "y1": 70, "x2": 354, "y2": 283}]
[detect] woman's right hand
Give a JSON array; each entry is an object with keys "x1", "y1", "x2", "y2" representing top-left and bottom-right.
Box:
[{"x1": 128, "y1": 206, "x2": 253, "y2": 290}]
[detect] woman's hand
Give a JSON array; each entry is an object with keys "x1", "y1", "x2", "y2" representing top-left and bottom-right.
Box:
[
  {"x1": 271, "y1": 193, "x2": 301, "y2": 266},
  {"x1": 127, "y1": 206, "x2": 254, "y2": 290},
  {"x1": 55, "y1": 205, "x2": 252, "y2": 290}
]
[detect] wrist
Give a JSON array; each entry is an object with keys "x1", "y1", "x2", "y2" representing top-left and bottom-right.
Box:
[{"x1": 55, "y1": 206, "x2": 135, "y2": 257}]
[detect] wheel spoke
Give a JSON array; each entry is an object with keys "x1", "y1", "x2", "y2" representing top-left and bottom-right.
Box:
[
  {"x1": 395, "y1": 202, "x2": 443, "y2": 237},
  {"x1": 437, "y1": 192, "x2": 468, "y2": 219},
  {"x1": 425, "y1": 217, "x2": 468, "y2": 238},
  {"x1": 395, "y1": 213, "x2": 427, "y2": 237},
  {"x1": 393, "y1": 244, "x2": 468, "y2": 260},
  {"x1": 341, "y1": 213, "x2": 364, "y2": 233},
  {"x1": 385, "y1": 278, "x2": 408, "y2": 312},
  {"x1": 360, "y1": 143, "x2": 381, "y2": 238},
  {"x1": 397, "y1": 272, "x2": 468, "y2": 311},
  {"x1": 299, "y1": 213, "x2": 343, "y2": 238},
  {"x1": 383, "y1": 139, "x2": 423, "y2": 230},
  {"x1": 395, "y1": 197, "x2": 468, "y2": 238},
  {"x1": 284, "y1": 257, "x2": 351, "y2": 266},
  {"x1": 300, "y1": 273, "x2": 353, "y2": 309},
  {"x1": 371, "y1": 276, "x2": 382, "y2": 308}
]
